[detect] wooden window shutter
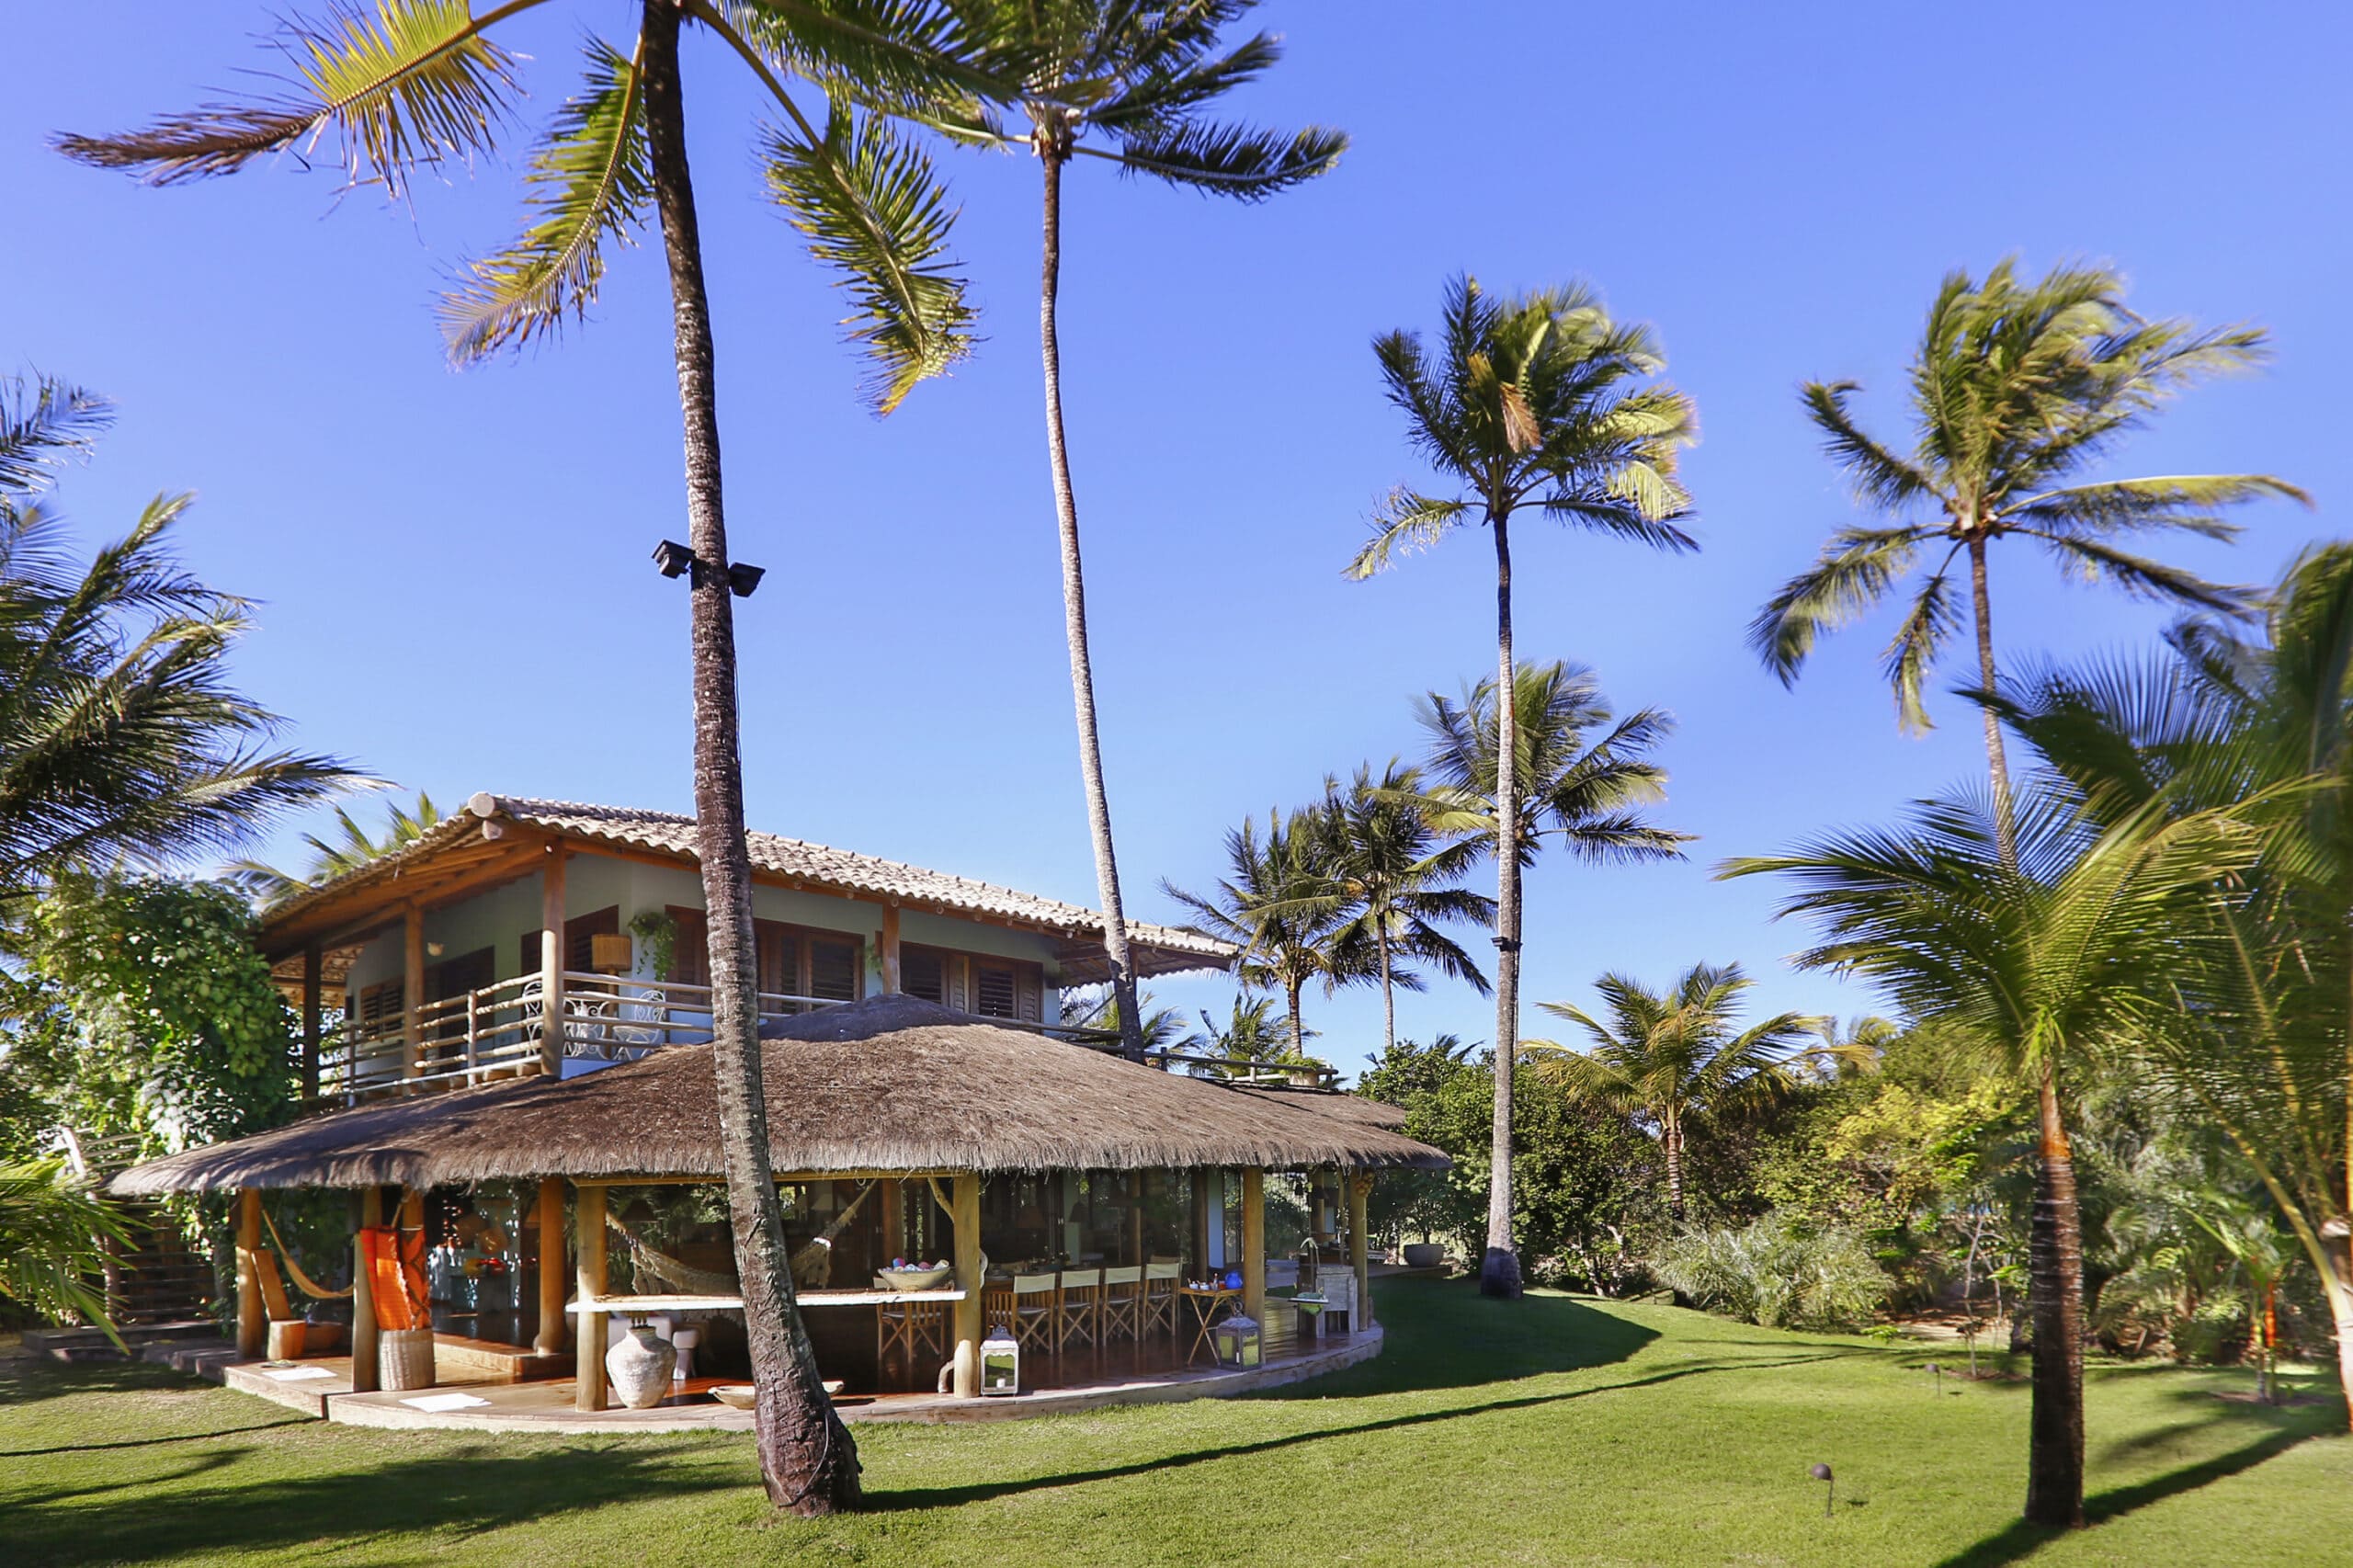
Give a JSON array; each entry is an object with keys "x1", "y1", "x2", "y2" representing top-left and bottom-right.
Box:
[
  {"x1": 753, "y1": 919, "x2": 790, "y2": 999},
  {"x1": 808, "y1": 937, "x2": 859, "y2": 1002},
  {"x1": 973, "y1": 961, "x2": 1017, "y2": 1020},
  {"x1": 665, "y1": 905, "x2": 709, "y2": 986},
  {"x1": 904, "y1": 948, "x2": 945, "y2": 1004},
  {"x1": 947, "y1": 956, "x2": 969, "y2": 1013},
  {"x1": 1017, "y1": 966, "x2": 1041, "y2": 1024},
  {"x1": 565, "y1": 906, "x2": 620, "y2": 972}
]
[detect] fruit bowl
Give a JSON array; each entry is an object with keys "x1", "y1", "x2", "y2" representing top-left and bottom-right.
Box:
[{"x1": 878, "y1": 1264, "x2": 953, "y2": 1291}]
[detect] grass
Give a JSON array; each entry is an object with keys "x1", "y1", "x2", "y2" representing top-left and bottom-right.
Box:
[{"x1": 3, "y1": 1278, "x2": 2346, "y2": 1567}]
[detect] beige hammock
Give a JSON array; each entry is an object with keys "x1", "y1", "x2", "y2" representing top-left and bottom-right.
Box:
[{"x1": 602, "y1": 1182, "x2": 880, "y2": 1294}]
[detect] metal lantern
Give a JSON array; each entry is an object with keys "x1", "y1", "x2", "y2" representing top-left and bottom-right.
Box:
[
  {"x1": 981, "y1": 1324, "x2": 1020, "y2": 1396},
  {"x1": 1213, "y1": 1313, "x2": 1262, "y2": 1369}
]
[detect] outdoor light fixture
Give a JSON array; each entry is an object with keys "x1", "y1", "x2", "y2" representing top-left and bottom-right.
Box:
[
  {"x1": 1809, "y1": 1462, "x2": 1835, "y2": 1517},
  {"x1": 981, "y1": 1323, "x2": 1019, "y2": 1396},
  {"x1": 1926, "y1": 1361, "x2": 1944, "y2": 1398},
  {"x1": 1213, "y1": 1313, "x2": 1262, "y2": 1369},
  {"x1": 650, "y1": 540, "x2": 765, "y2": 597}
]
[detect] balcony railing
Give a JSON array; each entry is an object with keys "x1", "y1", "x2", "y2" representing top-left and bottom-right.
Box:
[{"x1": 309, "y1": 971, "x2": 1154, "y2": 1107}]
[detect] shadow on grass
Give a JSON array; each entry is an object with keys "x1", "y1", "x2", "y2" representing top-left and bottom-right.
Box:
[
  {"x1": 0, "y1": 1414, "x2": 316, "y2": 1459},
  {"x1": 1930, "y1": 1415, "x2": 2336, "y2": 1568},
  {"x1": 8, "y1": 1443, "x2": 742, "y2": 1567},
  {"x1": 0, "y1": 1359, "x2": 212, "y2": 1408},
  {"x1": 872, "y1": 1350, "x2": 1844, "y2": 1513},
  {"x1": 1251, "y1": 1278, "x2": 1662, "y2": 1400}
]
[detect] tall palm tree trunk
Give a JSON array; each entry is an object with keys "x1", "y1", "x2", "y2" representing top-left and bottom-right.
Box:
[
  {"x1": 640, "y1": 0, "x2": 856, "y2": 1513},
  {"x1": 1286, "y1": 977, "x2": 1306, "y2": 1067},
  {"x1": 1968, "y1": 536, "x2": 2018, "y2": 868},
  {"x1": 2024, "y1": 1062, "x2": 2086, "y2": 1528},
  {"x1": 1483, "y1": 511, "x2": 1522, "y2": 1299},
  {"x1": 1376, "y1": 923, "x2": 1396, "y2": 1056},
  {"x1": 1664, "y1": 1118, "x2": 1685, "y2": 1222},
  {"x1": 1035, "y1": 126, "x2": 1143, "y2": 1061},
  {"x1": 1971, "y1": 534, "x2": 2086, "y2": 1526}
]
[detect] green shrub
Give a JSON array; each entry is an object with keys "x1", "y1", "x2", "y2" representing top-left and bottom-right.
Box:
[{"x1": 1652, "y1": 1214, "x2": 1889, "y2": 1331}]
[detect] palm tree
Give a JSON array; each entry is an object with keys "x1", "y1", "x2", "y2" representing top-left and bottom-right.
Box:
[
  {"x1": 1406, "y1": 656, "x2": 1690, "y2": 1293},
  {"x1": 232, "y1": 792, "x2": 442, "y2": 905},
  {"x1": 1063, "y1": 983, "x2": 1189, "y2": 1051},
  {"x1": 911, "y1": 1, "x2": 1344, "y2": 1058},
  {"x1": 1315, "y1": 761, "x2": 1493, "y2": 1055},
  {"x1": 1184, "y1": 994, "x2": 1315, "y2": 1079},
  {"x1": 1750, "y1": 258, "x2": 2304, "y2": 867},
  {"x1": 1810, "y1": 1014, "x2": 1899, "y2": 1080},
  {"x1": 0, "y1": 384, "x2": 358, "y2": 907},
  {"x1": 1992, "y1": 547, "x2": 2353, "y2": 1426},
  {"x1": 1164, "y1": 808, "x2": 1368, "y2": 1057},
  {"x1": 59, "y1": 1, "x2": 1006, "y2": 1513},
  {"x1": 1525, "y1": 963, "x2": 1823, "y2": 1221},
  {"x1": 1722, "y1": 784, "x2": 2263, "y2": 1528},
  {"x1": 1346, "y1": 277, "x2": 1698, "y2": 1297},
  {"x1": 0, "y1": 1156, "x2": 134, "y2": 1347}
]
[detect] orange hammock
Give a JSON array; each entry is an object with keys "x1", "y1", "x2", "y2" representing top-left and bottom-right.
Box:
[{"x1": 360, "y1": 1224, "x2": 429, "y2": 1332}]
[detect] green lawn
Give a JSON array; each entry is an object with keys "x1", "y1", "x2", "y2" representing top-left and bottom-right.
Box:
[{"x1": 5, "y1": 1279, "x2": 2346, "y2": 1567}]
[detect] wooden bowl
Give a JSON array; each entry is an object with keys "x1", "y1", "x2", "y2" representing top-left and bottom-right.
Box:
[{"x1": 878, "y1": 1265, "x2": 953, "y2": 1291}]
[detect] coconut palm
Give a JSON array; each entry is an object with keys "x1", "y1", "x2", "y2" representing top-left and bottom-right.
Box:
[
  {"x1": 231, "y1": 792, "x2": 442, "y2": 905},
  {"x1": 0, "y1": 1156, "x2": 134, "y2": 1346},
  {"x1": 1722, "y1": 783, "x2": 2264, "y2": 1528},
  {"x1": 1992, "y1": 546, "x2": 2353, "y2": 1426},
  {"x1": 1164, "y1": 808, "x2": 1369, "y2": 1058},
  {"x1": 900, "y1": 1, "x2": 1341, "y2": 1057},
  {"x1": 1315, "y1": 761, "x2": 1492, "y2": 1056},
  {"x1": 1811, "y1": 1014, "x2": 1899, "y2": 1080},
  {"x1": 1347, "y1": 277, "x2": 1698, "y2": 1297},
  {"x1": 0, "y1": 386, "x2": 358, "y2": 908},
  {"x1": 1184, "y1": 994, "x2": 1316, "y2": 1079},
  {"x1": 1750, "y1": 258, "x2": 2304, "y2": 867},
  {"x1": 1526, "y1": 963, "x2": 1824, "y2": 1221},
  {"x1": 1063, "y1": 983, "x2": 1189, "y2": 1051},
  {"x1": 59, "y1": 0, "x2": 1009, "y2": 1513}
]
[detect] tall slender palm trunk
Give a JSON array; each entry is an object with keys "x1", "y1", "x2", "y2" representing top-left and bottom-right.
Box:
[
  {"x1": 1035, "y1": 127, "x2": 1143, "y2": 1060},
  {"x1": 1970, "y1": 530, "x2": 2085, "y2": 1527},
  {"x1": 1663, "y1": 1118, "x2": 1685, "y2": 1222},
  {"x1": 2025, "y1": 1063, "x2": 2086, "y2": 1527},
  {"x1": 1483, "y1": 511, "x2": 1523, "y2": 1299},
  {"x1": 1376, "y1": 925, "x2": 1396, "y2": 1055},
  {"x1": 639, "y1": 0, "x2": 856, "y2": 1513}
]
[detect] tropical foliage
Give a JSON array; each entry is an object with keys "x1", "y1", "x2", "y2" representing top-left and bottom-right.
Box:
[
  {"x1": 1652, "y1": 1214, "x2": 1888, "y2": 1331},
  {"x1": 0, "y1": 1155, "x2": 133, "y2": 1342},
  {"x1": 0, "y1": 375, "x2": 357, "y2": 908},
  {"x1": 231, "y1": 791, "x2": 442, "y2": 904}
]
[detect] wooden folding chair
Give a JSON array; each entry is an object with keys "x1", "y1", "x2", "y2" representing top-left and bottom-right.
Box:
[
  {"x1": 1007, "y1": 1272, "x2": 1059, "y2": 1353},
  {"x1": 1099, "y1": 1265, "x2": 1143, "y2": 1342},
  {"x1": 1142, "y1": 1260, "x2": 1181, "y2": 1339},
  {"x1": 1054, "y1": 1267, "x2": 1101, "y2": 1350}
]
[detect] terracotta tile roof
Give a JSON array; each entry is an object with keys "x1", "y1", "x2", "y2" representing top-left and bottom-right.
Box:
[{"x1": 256, "y1": 793, "x2": 1235, "y2": 981}]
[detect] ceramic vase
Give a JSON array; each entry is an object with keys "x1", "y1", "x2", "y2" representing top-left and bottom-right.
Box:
[{"x1": 605, "y1": 1324, "x2": 676, "y2": 1410}]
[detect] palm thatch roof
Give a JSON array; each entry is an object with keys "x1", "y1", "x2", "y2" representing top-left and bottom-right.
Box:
[
  {"x1": 256, "y1": 794, "x2": 1235, "y2": 984},
  {"x1": 112, "y1": 995, "x2": 1444, "y2": 1195}
]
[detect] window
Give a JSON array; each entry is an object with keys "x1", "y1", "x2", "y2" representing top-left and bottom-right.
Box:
[
  {"x1": 517, "y1": 906, "x2": 620, "y2": 980},
  {"x1": 662, "y1": 907, "x2": 862, "y2": 1008},
  {"x1": 903, "y1": 944, "x2": 1041, "y2": 1022}
]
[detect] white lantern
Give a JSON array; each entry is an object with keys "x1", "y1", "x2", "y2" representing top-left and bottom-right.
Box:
[
  {"x1": 1213, "y1": 1314, "x2": 1262, "y2": 1369},
  {"x1": 981, "y1": 1324, "x2": 1020, "y2": 1396}
]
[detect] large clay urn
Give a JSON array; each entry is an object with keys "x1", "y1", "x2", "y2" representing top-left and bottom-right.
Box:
[{"x1": 605, "y1": 1323, "x2": 676, "y2": 1409}]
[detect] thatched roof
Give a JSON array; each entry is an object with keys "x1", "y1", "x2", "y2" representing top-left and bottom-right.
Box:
[
  {"x1": 112, "y1": 995, "x2": 1444, "y2": 1195},
  {"x1": 255, "y1": 794, "x2": 1235, "y2": 983}
]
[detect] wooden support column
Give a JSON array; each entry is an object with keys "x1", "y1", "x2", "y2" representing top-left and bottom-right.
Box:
[
  {"x1": 574, "y1": 1183, "x2": 607, "y2": 1411},
  {"x1": 950, "y1": 1173, "x2": 983, "y2": 1397},
  {"x1": 301, "y1": 944, "x2": 323, "y2": 1100},
  {"x1": 1349, "y1": 1171, "x2": 1374, "y2": 1330},
  {"x1": 234, "y1": 1188, "x2": 265, "y2": 1358},
  {"x1": 880, "y1": 1178, "x2": 905, "y2": 1263},
  {"x1": 533, "y1": 1177, "x2": 567, "y2": 1358},
  {"x1": 351, "y1": 1187, "x2": 381, "y2": 1393},
  {"x1": 880, "y1": 905, "x2": 903, "y2": 994},
  {"x1": 1241, "y1": 1168, "x2": 1267, "y2": 1325},
  {"x1": 540, "y1": 846, "x2": 568, "y2": 1075},
  {"x1": 403, "y1": 907, "x2": 425, "y2": 1083}
]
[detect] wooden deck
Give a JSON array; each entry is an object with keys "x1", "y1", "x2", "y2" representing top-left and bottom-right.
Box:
[{"x1": 208, "y1": 1325, "x2": 1383, "y2": 1432}]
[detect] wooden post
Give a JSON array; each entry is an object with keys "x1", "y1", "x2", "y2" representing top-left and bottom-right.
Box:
[
  {"x1": 574, "y1": 1182, "x2": 607, "y2": 1411},
  {"x1": 1190, "y1": 1169, "x2": 1211, "y2": 1272},
  {"x1": 950, "y1": 1173, "x2": 983, "y2": 1397},
  {"x1": 1349, "y1": 1171, "x2": 1374, "y2": 1331},
  {"x1": 540, "y1": 847, "x2": 569, "y2": 1076},
  {"x1": 1241, "y1": 1168, "x2": 1266, "y2": 1324},
  {"x1": 351, "y1": 1187, "x2": 381, "y2": 1393},
  {"x1": 403, "y1": 907, "x2": 426, "y2": 1084},
  {"x1": 301, "y1": 944, "x2": 323, "y2": 1100},
  {"x1": 880, "y1": 904, "x2": 902, "y2": 994},
  {"x1": 880, "y1": 1178, "x2": 905, "y2": 1264},
  {"x1": 533, "y1": 1177, "x2": 567, "y2": 1358},
  {"x1": 234, "y1": 1188, "x2": 265, "y2": 1358}
]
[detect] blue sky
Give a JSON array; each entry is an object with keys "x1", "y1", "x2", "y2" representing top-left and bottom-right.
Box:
[{"x1": 5, "y1": 2, "x2": 2343, "y2": 1075}]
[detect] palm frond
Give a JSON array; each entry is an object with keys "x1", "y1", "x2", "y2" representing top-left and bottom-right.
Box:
[
  {"x1": 2023, "y1": 530, "x2": 2258, "y2": 619},
  {"x1": 439, "y1": 34, "x2": 651, "y2": 361},
  {"x1": 55, "y1": 0, "x2": 525, "y2": 196},
  {"x1": 1346, "y1": 488, "x2": 1470, "y2": 579},
  {"x1": 1749, "y1": 526, "x2": 1927, "y2": 686},
  {"x1": 1096, "y1": 118, "x2": 1346, "y2": 198},
  {"x1": 1880, "y1": 552, "x2": 1963, "y2": 734},
  {"x1": 1800, "y1": 379, "x2": 1936, "y2": 511},
  {"x1": 2008, "y1": 472, "x2": 2311, "y2": 537},
  {"x1": 765, "y1": 97, "x2": 975, "y2": 413},
  {"x1": 0, "y1": 374, "x2": 113, "y2": 498}
]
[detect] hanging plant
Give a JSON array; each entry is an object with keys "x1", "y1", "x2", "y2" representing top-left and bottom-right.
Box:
[{"x1": 627, "y1": 908, "x2": 678, "y2": 982}]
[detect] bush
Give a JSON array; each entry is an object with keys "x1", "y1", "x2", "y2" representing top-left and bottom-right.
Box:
[{"x1": 1652, "y1": 1214, "x2": 1889, "y2": 1331}]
